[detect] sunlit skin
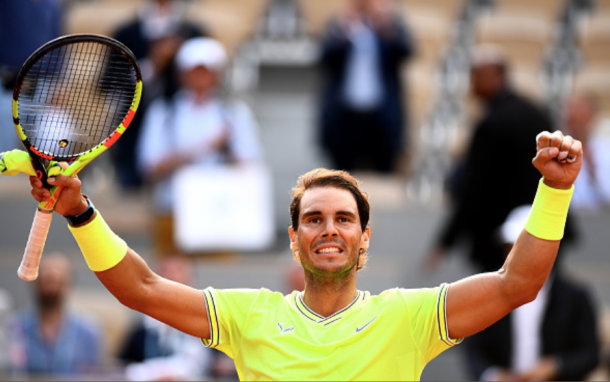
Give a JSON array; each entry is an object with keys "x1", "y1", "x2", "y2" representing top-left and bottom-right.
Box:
[{"x1": 289, "y1": 187, "x2": 370, "y2": 317}]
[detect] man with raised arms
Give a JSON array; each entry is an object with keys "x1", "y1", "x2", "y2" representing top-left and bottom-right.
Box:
[{"x1": 23, "y1": 130, "x2": 581, "y2": 380}]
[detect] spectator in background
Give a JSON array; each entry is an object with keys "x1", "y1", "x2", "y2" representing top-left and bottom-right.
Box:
[
  {"x1": 563, "y1": 93, "x2": 610, "y2": 211},
  {"x1": 119, "y1": 256, "x2": 215, "y2": 380},
  {"x1": 318, "y1": 0, "x2": 414, "y2": 173},
  {"x1": 426, "y1": 45, "x2": 575, "y2": 273},
  {"x1": 465, "y1": 205, "x2": 600, "y2": 381},
  {"x1": 111, "y1": 0, "x2": 206, "y2": 189},
  {"x1": 0, "y1": 0, "x2": 63, "y2": 152},
  {"x1": 137, "y1": 37, "x2": 263, "y2": 255},
  {"x1": 6, "y1": 252, "x2": 102, "y2": 377}
]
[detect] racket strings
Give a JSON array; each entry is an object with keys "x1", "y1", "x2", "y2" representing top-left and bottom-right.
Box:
[{"x1": 18, "y1": 41, "x2": 137, "y2": 158}]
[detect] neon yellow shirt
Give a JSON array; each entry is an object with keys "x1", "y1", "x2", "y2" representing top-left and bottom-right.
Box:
[{"x1": 202, "y1": 283, "x2": 461, "y2": 381}]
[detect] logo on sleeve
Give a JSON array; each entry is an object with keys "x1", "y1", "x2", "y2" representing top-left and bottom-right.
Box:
[
  {"x1": 278, "y1": 322, "x2": 295, "y2": 334},
  {"x1": 356, "y1": 315, "x2": 380, "y2": 333}
]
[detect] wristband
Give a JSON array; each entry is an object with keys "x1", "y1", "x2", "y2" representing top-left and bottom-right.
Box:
[
  {"x1": 65, "y1": 195, "x2": 96, "y2": 227},
  {"x1": 0, "y1": 150, "x2": 37, "y2": 176},
  {"x1": 524, "y1": 179, "x2": 574, "y2": 241},
  {"x1": 69, "y1": 211, "x2": 128, "y2": 272}
]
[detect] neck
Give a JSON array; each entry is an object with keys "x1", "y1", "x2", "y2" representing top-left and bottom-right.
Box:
[{"x1": 302, "y1": 271, "x2": 358, "y2": 318}]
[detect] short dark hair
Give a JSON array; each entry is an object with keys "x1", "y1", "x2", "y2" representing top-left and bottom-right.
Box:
[{"x1": 290, "y1": 168, "x2": 370, "y2": 232}]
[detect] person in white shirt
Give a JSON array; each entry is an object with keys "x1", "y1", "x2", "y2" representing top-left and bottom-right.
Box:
[
  {"x1": 564, "y1": 93, "x2": 610, "y2": 211},
  {"x1": 137, "y1": 37, "x2": 263, "y2": 254}
]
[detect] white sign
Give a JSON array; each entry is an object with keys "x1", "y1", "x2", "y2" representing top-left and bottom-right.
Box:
[{"x1": 172, "y1": 165, "x2": 275, "y2": 252}]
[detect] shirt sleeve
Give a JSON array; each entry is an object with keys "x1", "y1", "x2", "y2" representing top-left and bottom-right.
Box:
[
  {"x1": 201, "y1": 287, "x2": 262, "y2": 359},
  {"x1": 400, "y1": 283, "x2": 462, "y2": 363}
]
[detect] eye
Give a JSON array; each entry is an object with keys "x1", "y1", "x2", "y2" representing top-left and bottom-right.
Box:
[
  {"x1": 309, "y1": 217, "x2": 321, "y2": 224},
  {"x1": 338, "y1": 217, "x2": 350, "y2": 223}
]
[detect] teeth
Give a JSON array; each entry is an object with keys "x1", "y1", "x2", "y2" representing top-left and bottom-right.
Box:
[{"x1": 318, "y1": 247, "x2": 341, "y2": 254}]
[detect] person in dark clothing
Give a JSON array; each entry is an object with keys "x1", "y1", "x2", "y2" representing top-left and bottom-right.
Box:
[
  {"x1": 318, "y1": 0, "x2": 415, "y2": 173},
  {"x1": 465, "y1": 205, "x2": 599, "y2": 381},
  {"x1": 110, "y1": 0, "x2": 206, "y2": 189},
  {"x1": 427, "y1": 45, "x2": 575, "y2": 273},
  {"x1": 466, "y1": 275, "x2": 599, "y2": 381}
]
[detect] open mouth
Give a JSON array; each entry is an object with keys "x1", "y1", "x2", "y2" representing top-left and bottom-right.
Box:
[{"x1": 315, "y1": 246, "x2": 343, "y2": 254}]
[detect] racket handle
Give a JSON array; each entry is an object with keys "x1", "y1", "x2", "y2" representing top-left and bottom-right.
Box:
[{"x1": 18, "y1": 208, "x2": 53, "y2": 282}]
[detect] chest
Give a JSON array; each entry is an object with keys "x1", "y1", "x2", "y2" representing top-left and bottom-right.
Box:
[{"x1": 236, "y1": 306, "x2": 422, "y2": 380}]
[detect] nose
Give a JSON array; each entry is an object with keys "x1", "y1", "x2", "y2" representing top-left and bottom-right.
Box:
[{"x1": 321, "y1": 219, "x2": 338, "y2": 238}]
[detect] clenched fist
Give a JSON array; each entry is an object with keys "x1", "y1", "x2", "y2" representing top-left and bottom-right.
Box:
[{"x1": 533, "y1": 131, "x2": 583, "y2": 190}]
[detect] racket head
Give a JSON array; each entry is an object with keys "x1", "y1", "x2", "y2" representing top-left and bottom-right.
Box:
[{"x1": 12, "y1": 34, "x2": 142, "y2": 171}]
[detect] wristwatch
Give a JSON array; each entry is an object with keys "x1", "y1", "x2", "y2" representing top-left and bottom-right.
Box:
[{"x1": 64, "y1": 195, "x2": 96, "y2": 227}]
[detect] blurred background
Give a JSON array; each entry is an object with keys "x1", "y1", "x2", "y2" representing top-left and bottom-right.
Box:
[{"x1": 0, "y1": 0, "x2": 609, "y2": 380}]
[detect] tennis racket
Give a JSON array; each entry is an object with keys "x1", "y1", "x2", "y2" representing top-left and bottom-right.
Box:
[{"x1": 13, "y1": 34, "x2": 142, "y2": 281}]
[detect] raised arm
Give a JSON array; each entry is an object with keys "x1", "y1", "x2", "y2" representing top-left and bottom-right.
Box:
[
  {"x1": 446, "y1": 131, "x2": 582, "y2": 339},
  {"x1": 29, "y1": 174, "x2": 210, "y2": 339}
]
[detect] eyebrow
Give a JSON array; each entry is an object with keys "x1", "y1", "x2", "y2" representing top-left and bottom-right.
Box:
[{"x1": 301, "y1": 210, "x2": 358, "y2": 220}]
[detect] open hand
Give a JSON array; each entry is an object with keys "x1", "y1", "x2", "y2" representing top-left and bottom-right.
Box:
[{"x1": 533, "y1": 131, "x2": 583, "y2": 190}]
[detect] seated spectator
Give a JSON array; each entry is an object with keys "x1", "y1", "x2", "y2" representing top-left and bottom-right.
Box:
[
  {"x1": 563, "y1": 93, "x2": 610, "y2": 211},
  {"x1": 111, "y1": 0, "x2": 206, "y2": 189},
  {"x1": 465, "y1": 206, "x2": 600, "y2": 381},
  {"x1": 6, "y1": 252, "x2": 102, "y2": 377},
  {"x1": 119, "y1": 256, "x2": 214, "y2": 380},
  {"x1": 137, "y1": 37, "x2": 263, "y2": 255}
]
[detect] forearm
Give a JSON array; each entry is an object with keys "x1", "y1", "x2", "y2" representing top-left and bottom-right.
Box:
[
  {"x1": 69, "y1": 210, "x2": 209, "y2": 338},
  {"x1": 501, "y1": 179, "x2": 573, "y2": 305},
  {"x1": 447, "y1": 177, "x2": 574, "y2": 339},
  {"x1": 95, "y1": 249, "x2": 158, "y2": 311},
  {"x1": 500, "y1": 230, "x2": 560, "y2": 306}
]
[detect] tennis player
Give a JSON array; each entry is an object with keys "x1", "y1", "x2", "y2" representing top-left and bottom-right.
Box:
[{"x1": 25, "y1": 130, "x2": 581, "y2": 380}]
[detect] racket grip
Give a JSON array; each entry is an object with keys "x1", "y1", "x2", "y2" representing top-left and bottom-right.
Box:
[{"x1": 18, "y1": 208, "x2": 53, "y2": 282}]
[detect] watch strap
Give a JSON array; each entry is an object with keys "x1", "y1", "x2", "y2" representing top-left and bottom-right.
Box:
[{"x1": 65, "y1": 195, "x2": 96, "y2": 227}]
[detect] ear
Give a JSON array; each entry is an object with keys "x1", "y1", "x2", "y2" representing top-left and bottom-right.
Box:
[
  {"x1": 288, "y1": 227, "x2": 299, "y2": 251},
  {"x1": 360, "y1": 227, "x2": 371, "y2": 252}
]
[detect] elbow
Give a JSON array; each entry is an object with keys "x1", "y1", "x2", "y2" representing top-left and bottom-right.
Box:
[
  {"x1": 114, "y1": 278, "x2": 156, "y2": 313},
  {"x1": 501, "y1": 271, "x2": 544, "y2": 309}
]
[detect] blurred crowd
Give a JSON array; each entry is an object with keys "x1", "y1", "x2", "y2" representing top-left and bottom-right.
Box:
[{"x1": 1, "y1": 0, "x2": 610, "y2": 380}]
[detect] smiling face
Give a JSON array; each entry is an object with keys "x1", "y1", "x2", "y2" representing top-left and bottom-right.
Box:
[{"x1": 289, "y1": 187, "x2": 370, "y2": 280}]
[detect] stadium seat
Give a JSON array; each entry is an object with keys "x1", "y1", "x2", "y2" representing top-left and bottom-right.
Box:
[
  {"x1": 493, "y1": 0, "x2": 566, "y2": 21},
  {"x1": 65, "y1": 1, "x2": 144, "y2": 36},
  {"x1": 399, "y1": 0, "x2": 467, "y2": 21},
  {"x1": 475, "y1": 13, "x2": 553, "y2": 68},
  {"x1": 595, "y1": 0, "x2": 610, "y2": 15},
  {"x1": 509, "y1": 65, "x2": 544, "y2": 101},
  {"x1": 579, "y1": 14, "x2": 610, "y2": 66},
  {"x1": 573, "y1": 66, "x2": 610, "y2": 118},
  {"x1": 403, "y1": 62, "x2": 436, "y2": 129},
  {"x1": 401, "y1": 8, "x2": 451, "y2": 66},
  {"x1": 296, "y1": 0, "x2": 351, "y2": 37},
  {"x1": 184, "y1": 0, "x2": 271, "y2": 56}
]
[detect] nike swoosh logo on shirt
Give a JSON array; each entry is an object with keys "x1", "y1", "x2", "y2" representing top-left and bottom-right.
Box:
[{"x1": 356, "y1": 315, "x2": 380, "y2": 333}]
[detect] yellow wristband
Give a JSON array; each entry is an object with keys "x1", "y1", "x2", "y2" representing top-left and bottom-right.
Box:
[
  {"x1": 525, "y1": 179, "x2": 574, "y2": 241},
  {"x1": 69, "y1": 212, "x2": 127, "y2": 272}
]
